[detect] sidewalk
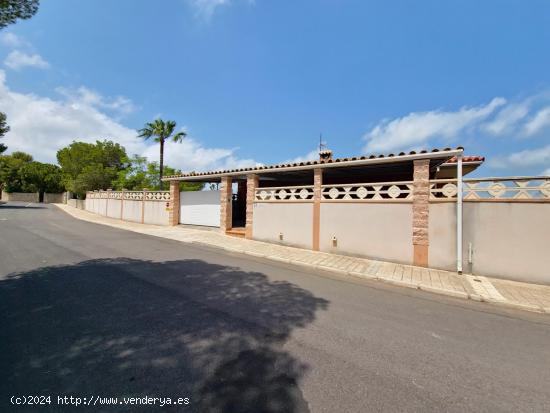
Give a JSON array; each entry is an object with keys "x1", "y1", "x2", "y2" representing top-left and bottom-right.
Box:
[{"x1": 55, "y1": 204, "x2": 550, "y2": 314}]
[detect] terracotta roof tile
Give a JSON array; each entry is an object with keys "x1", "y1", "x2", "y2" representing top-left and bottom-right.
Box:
[
  {"x1": 163, "y1": 147, "x2": 471, "y2": 180},
  {"x1": 445, "y1": 155, "x2": 485, "y2": 163}
]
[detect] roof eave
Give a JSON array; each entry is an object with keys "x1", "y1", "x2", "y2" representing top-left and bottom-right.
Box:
[
  {"x1": 163, "y1": 148, "x2": 464, "y2": 182},
  {"x1": 441, "y1": 160, "x2": 484, "y2": 167}
]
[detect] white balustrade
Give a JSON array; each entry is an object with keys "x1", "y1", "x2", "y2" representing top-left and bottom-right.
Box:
[
  {"x1": 430, "y1": 177, "x2": 550, "y2": 201},
  {"x1": 253, "y1": 176, "x2": 550, "y2": 203},
  {"x1": 86, "y1": 190, "x2": 171, "y2": 201},
  {"x1": 254, "y1": 185, "x2": 314, "y2": 202},
  {"x1": 321, "y1": 182, "x2": 414, "y2": 201}
]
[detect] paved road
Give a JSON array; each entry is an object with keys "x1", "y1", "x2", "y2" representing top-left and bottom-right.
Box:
[{"x1": 1, "y1": 202, "x2": 550, "y2": 413}]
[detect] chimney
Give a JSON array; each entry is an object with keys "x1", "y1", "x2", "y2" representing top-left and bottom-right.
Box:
[{"x1": 319, "y1": 149, "x2": 333, "y2": 162}]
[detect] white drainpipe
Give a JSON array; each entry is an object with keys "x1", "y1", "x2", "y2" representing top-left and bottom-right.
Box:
[{"x1": 457, "y1": 152, "x2": 463, "y2": 274}]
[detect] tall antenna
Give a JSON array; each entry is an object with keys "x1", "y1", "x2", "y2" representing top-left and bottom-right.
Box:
[
  {"x1": 319, "y1": 133, "x2": 327, "y2": 152},
  {"x1": 318, "y1": 134, "x2": 333, "y2": 161}
]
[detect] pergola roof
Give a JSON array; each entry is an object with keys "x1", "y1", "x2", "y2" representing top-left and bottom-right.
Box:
[{"x1": 163, "y1": 147, "x2": 478, "y2": 182}]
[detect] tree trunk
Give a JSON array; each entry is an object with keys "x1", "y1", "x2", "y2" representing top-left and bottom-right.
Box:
[{"x1": 159, "y1": 138, "x2": 164, "y2": 190}]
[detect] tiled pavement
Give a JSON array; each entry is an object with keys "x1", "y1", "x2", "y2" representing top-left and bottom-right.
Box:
[{"x1": 56, "y1": 204, "x2": 550, "y2": 314}]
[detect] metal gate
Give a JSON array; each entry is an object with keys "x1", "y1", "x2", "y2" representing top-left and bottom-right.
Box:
[{"x1": 179, "y1": 190, "x2": 221, "y2": 227}]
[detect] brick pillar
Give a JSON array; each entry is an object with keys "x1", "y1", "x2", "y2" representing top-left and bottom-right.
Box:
[
  {"x1": 245, "y1": 174, "x2": 258, "y2": 239},
  {"x1": 220, "y1": 176, "x2": 232, "y2": 231},
  {"x1": 312, "y1": 168, "x2": 322, "y2": 251},
  {"x1": 169, "y1": 180, "x2": 180, "y2": 226},
  {"x1": 412, "y1": 159, "x2": 430, "y2": 266}
]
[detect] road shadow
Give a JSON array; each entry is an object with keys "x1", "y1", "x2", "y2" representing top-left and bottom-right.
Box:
[
  {"x1": 0, "y1": 258, "x2": 329, "y2": 412},
  {"x1": 0, "y1": 205, "x2": 46, "y2": 209}
]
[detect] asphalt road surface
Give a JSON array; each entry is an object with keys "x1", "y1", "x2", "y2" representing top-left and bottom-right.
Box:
[{"x1": 1, "y1": 202, "x2": 550, "y2": 412}]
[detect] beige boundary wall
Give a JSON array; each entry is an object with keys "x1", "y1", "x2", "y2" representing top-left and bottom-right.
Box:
[
  {"x1": 122, "y1": 200, "x2": 143, "y2": 223},
  {"x1": 1, "y1": 192, "x2": 39, "y2": 202},
  {"x1": 68, "y1": 199, "x2": 86, "y2": 209},
  {"x1": 320, "y1": 203, "x2": 413, "y2": 264},
  {"x1": 85, "y1": 190, "x2": 170, "y2": 226},
  {"x1": 44, "y1": 192, "x2": 66, "y2": 203},
  {"x1": 253, "y1": 201, "x2": 414, "y2": 264},
  {"x1": 251, "y1": 175, "x2": 550, "y2": 285},
  {"x1": 253, "y1": 203, "x2": 313, "y2": 249},
  {"x1": 93, "y1": 176, "x2": 549, "y2": 284},
  {"x1": 0, "y1": 192, "x2": 66, "y2": 203},
  {"x1": 252, "y1": 181, "x2": 419, "y2": 265},
  {"x1": 430, "y1": 202, "x2": 550, "y2": 284}
]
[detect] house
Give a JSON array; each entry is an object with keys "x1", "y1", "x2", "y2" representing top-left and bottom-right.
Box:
[{"x1": 163, "y1": 147, "x2": 479, "y2": 269}]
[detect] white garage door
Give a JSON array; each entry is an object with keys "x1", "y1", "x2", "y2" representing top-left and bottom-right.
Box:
[{"x1": 179, "y1": 190, "x2": 221, "y2": 227}]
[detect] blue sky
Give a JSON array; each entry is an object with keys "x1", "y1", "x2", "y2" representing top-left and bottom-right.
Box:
[{"x1": 0, "y1": 0, "x2": 549, "y2": 175}]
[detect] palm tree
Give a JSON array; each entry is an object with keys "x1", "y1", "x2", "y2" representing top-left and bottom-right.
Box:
[{"x1": 138, "y1": 119, "x2": 186, "y2": 189}]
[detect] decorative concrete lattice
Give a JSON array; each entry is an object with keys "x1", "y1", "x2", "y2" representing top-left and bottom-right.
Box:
[
  {"x1": 145, "y1": 191, "x2": 171, "y2": 201},
  {"x1": 321, "y1": 182, "x2": 414, "y2": 201},
  {"x1": 430, "y1": 177, "x2": 550, "y2": 200},
  {"x1": 125, "y1": 191, "x2": 144, "y2": 200},
  {"x1": 86, "y1": 190, "x2": 171, "y2": 201},
  {"x1": 254, "y1": 186, "x2": 314, "y2": 202}
]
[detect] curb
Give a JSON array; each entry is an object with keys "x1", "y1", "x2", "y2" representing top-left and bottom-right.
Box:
[
  {"x1": 348, "y1": 270, "x2": 378, "y2": 281},
  {"x1": 417, "y1": 284, "x2": 469, "y2": 299},
  {"x1": 485, "y1": 299, "x2": 545, "y2": 314}
]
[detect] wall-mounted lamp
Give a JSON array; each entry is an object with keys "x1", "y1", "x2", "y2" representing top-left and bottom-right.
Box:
[
  {"x1": 332, "y1": 236, "x2": 338, "y2": 247},
  {"x1": 279, "y1": 232, "x2": 284, "y2": 241}
]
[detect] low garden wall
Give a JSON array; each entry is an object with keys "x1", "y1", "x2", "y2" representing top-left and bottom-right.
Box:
[
  {"x1": 252, "y1": 177, "x2": 550, "y2": 285},
  {"x1": 44, "y1": 193, "x2": 66, "y2": 203},
  {"x1": 1, "y1": 192, "x2": 39, "y2": 202},
  {"x1": 85, "y1": 190, "x2": 171, "y2": 226},
  {"x1": 0, "y1": 192, "x2": 66, "y2": 203},
  {"x1": 68, "y1": 199, "x2": 86, "y2": 209},
  {"x1": 254, "y1": 202, "x2": 313, "y2": 249},
  {"x1": 429, "y1": 200, "x2": 550, "y2": 285}
]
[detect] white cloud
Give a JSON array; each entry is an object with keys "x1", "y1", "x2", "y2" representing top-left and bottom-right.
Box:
[
  {"x1": 489, "y1": 144, "x2": 550, "y2": 170},
  {"x1": 363, "y1": 98, "x2": 506, "y2": 153},
  {"x1": 0, "y1": 32, "x2": 28, "y2": 48},
  {"x1": 0, "y1": 70, "x2": 257, "y2": 173},
  {"x1": 362, "y1": 92, "x2": 550, "y2": 156},
  {"x1": 523, "y1": 107, "x2": 550, "y2": 137},
  {"x1": 188, "y1": 0, "x2": 230, "y2": 20},
  {"x1": 505, "y1": 145, "x2": 550, "y2": 167},
  {"x1": 4, "y1": 50, "x2": 49, "y2": 70},
  {"x1": 56, "y1": 86, "x2": 137, "y2": 116},
  {"x1": 186, "y1": 0, "x2": 255, "y2": 20},
  {"x1": 483, "y1": 101, "x2": 530, "y2": 135},
  {"x1": 284, "y1": 149, "x2": 319, "y2": 164},
  {"x1": 142, "y1": 139, "x2": 258, "y2": 173}
]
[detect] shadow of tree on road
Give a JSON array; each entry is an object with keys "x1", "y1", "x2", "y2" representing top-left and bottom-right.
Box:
[
  {"x1": 0, "y1": 258, "x2": 328, "y2": 412},
  {"x1": 0, "y1": 205, "x2": 46, "y2": 209}
]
